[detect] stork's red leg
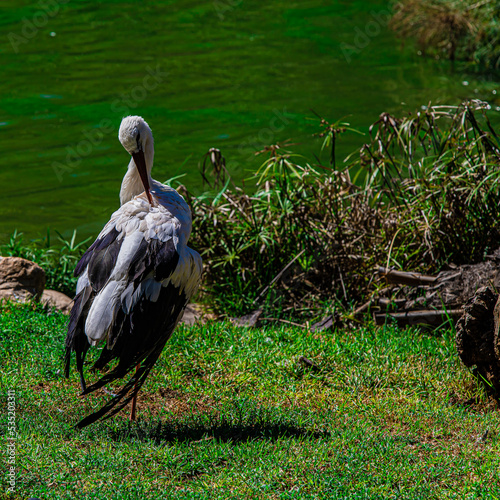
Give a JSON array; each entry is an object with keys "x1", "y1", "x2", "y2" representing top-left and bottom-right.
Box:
[{"x1": 130, "y1": 364, "x2": 140, "y2": 421}]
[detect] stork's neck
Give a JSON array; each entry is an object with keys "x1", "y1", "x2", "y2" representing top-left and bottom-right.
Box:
[{"x1": 119, "y1": 143, "x2": 154, "y2": 205}]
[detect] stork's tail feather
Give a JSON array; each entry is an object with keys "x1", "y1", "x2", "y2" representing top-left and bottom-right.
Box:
[
  {"x1": 65, "y1": 341, "x2": 89, "y2": 392},
  {"x1": 92, "y1": 347, "x2": 116, "y2": 371},
  {"x1": 64, "y1": 293, "x2": 80, "y2": 379},
  {"x1": 76, "y1": 344, "x2": 165, "y2": 428},
  {"x1": 81, "y1": 348, "x2": 150, "y2": 396},
  {"x1": 64, "y1": 347, "x2": 71, "y2": 379},
  {"x1": 80, "y1": 365, "x2": 130, "y2": 397},
  {"x1": 65, "y1": 290, "x2": 91, "y2": 391}
]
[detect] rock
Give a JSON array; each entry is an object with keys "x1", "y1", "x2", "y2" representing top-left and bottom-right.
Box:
[
  {"x1": 180, "y1": 303, "x2": 217, "y2": 325},
  {"x1": 231, "y1": 308, "x2": 263, "y2": 327},
  {"x1": 0, "y1": 256, "x2": 46, "y2": 301},
  {"x1": 180, "y1": 303, "x2": 201, "y2": 326},
  {"x1": 297, "y1": 356, "x2": 321, "y2": 373},
  {"x1": 311, "y1": 315, "x2": 338, "y2": 332},
  {"x1": 41, "y1": 289, "x2": 74, "y2": 314}
]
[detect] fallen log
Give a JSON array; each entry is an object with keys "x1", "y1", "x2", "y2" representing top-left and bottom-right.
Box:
[
  {"x1": 455, "y1": 286, "x2": 500, "y2": 399},
  {"x1": 374, "y1": 309, "x2": 463, "y2": 327},
  {"x1": 372, "y1": 250, "x2": 500, "y2": 327}
]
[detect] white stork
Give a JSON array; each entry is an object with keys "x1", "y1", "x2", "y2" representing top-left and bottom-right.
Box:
[{"x1": 65, "y1": 116, "x2": 202, "y2": 428}]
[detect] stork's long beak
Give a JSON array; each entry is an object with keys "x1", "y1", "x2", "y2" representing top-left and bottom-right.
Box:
[{"x1": 132, "y1": 150, "x2": 153, "y2": 205}]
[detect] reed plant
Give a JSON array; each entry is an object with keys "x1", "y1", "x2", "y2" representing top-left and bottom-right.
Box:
[
  {"x1": 3, "y1": 101, "x2": 500, "y2": 320},
  {"x1": 187, "y1": 101, "x2": 500, "y2": 319}
]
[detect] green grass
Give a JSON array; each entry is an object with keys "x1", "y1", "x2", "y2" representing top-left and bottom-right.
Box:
[{"x1": 1, "y1": 301, "x2": 500, "y2": 499}]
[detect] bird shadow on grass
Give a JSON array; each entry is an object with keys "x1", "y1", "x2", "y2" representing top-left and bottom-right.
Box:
[{"x1": 106, "y1": 402, "x2": 331, "y2": 445}]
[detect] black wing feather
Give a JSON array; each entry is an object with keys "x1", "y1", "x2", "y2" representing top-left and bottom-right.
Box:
[
  {"x1": 65, "y1": 289, "x2": 92, "y2": 391},
  {"x1": 74, "y1": 228, "x2": 120, "y2": 278},
  {"x1": 65, "y1": 227, "x2": 122, "y2": 389},
  {"x1": 128, "y1": 237, "x2": 150, "y2": 282},
  {"x1": 76, "y1": 282, "x2": 188, "y2": 428},
  {"x1": 87, "y1": 237, "x2": 123, "y2": 291},
  {"x1": 153, "y1": 239, "x2": 179, "y2": 280},
  {"x1": 66, "y1": 230, "x2": 188, "y2": 428},
  {"x1": 75, "y1": 341, "x2": 168, "y2": 428}
]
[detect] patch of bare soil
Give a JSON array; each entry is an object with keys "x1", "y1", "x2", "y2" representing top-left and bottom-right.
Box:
[{"x1": 125, "y1": 387, "x2": 215, "y2": 419}]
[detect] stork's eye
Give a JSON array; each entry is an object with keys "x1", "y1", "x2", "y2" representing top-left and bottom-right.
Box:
[{"x1": 136, "y1": 132, "x2": 142, "y2": 151}]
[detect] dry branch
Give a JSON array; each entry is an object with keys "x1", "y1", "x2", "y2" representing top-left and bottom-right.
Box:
[
  {"x1": 374, "y1": 309, "x2": 462, "y2": 327},
  {"x1": 378, "y1": 267, "x2": 437, "y2": 286}
]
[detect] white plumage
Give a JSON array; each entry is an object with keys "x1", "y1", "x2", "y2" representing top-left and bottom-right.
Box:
[{"x1": 65, "y1": 116, "x2": 202, "y2": 428}]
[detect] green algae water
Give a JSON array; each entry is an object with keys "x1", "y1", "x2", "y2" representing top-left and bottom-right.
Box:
[{"x1": 1, "y1": 0, "x2": 499, "y2": 241}]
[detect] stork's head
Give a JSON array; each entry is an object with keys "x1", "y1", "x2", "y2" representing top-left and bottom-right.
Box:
[{"x1": 119, "y1": 116, "x2": 154, "y2": 204}]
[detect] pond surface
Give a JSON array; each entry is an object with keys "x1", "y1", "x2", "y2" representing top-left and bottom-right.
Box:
[{"x1": 1, "y1": 0, "x2": 499, "y2": 242}]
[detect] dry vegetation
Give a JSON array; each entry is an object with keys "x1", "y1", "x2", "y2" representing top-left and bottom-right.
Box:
[
  {"x1": 4, "y1": 101, "x2": 500, "y2": 323},
  {"x1": 390, "y1": 0, "x2": 500, "y2": 68},
  {"x1": 185, "y1": 101, "x2": 500, "y2": 320}
]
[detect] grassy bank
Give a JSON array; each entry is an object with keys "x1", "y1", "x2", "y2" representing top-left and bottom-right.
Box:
[
  {"x1": 3, "y1": 101, "x2": 500, "y2": 322},
  {"x1": 187, "y1": 101, "x2": 500, "y2": 319},
  {"x1": 1, "y1": 301, "x2": 499, "y2": 499}
]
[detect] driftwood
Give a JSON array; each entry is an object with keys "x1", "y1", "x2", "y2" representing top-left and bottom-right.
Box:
[
  {"x1": 372, "y1": 252, "x2": 500, "y2": 397},
  {"x1": 234, "y1": 251, "x2": 500, "y2": 333},
  {"x1": 456, "y1": 286, "x2": 500, "y2": 398},
  {"x1": 378, "y1": 268, "x2": 437, "y2": 286},
  {"x1": 373, "y1": 250, "x2": 500, "y2": 326}
]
